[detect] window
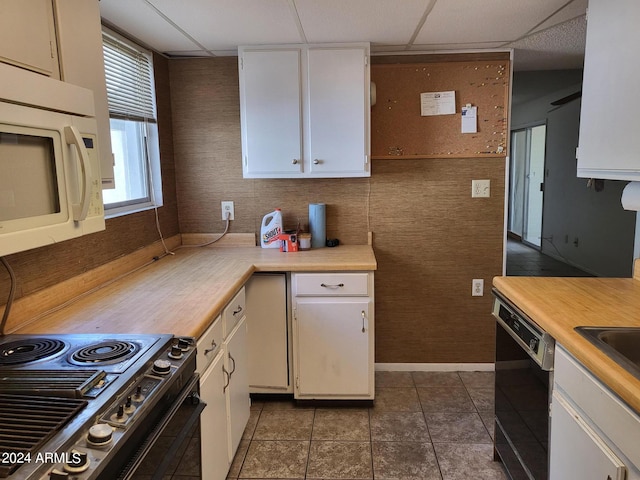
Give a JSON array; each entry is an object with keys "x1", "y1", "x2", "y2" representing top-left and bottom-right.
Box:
[{"x1": 102, "y1": 29, "x2": 162, "y2": 216}]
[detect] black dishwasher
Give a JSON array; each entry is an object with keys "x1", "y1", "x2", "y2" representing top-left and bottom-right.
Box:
[{"x1": 492, "y1": 289, "x2": 555, "y2": 480}]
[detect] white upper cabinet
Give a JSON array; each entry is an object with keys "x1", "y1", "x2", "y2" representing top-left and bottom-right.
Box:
[
  {"x1": 307, "y1": 47, "x2": 369, "y2": 176},
  {"x1": 239, "y1": 44, "x2": 370, "y2": 179},
  {"x1": 0, "y1": 0, "x2": 114, "y2": 187},
  {"x1": 577, "y1": 0, "x2": 640, "y2": 180},
  {"x1": 0, "y1": 0, "x2": 59, "y2": 78},
  {"x1": 240, "y1": 48, "x2": 303, "y2": 177},
  {"x1": 54, "y1": 0, "x2": 115, "y2": 188}
]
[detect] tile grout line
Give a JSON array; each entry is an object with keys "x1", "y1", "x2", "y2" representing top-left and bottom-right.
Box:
[
  {"x1": 412, "y1": 371, "x2": 445, "y2": 479},
  {"x1": 303, "y1": 407, "x2": 316, "y2": 480},
  {"x1": 369, "y1": 397, "x2": 378, "y2": 480}
]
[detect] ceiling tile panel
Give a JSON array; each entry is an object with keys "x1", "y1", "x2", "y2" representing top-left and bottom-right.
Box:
[
  {"x1": 294, "y1": 0, "x2": 430, "y2": 44},
  {"x1": 509, "y1": 16, "x2": 586, "y2": 70},
  {"x1": 100, "y1": 0, "x2": 588, "y2": 70},
  {"x1": 149, "y1": 0, "x2": 302, "y2": 51},
  {"x1": 100, "y1": 0, "x2": 200, "y2": 52},
  {"x1": 531, "y1": 0, "x2": 587, "y2": 34},
  {"x1": 414, "y1": 0, "x2": 570, "y2": 45}
]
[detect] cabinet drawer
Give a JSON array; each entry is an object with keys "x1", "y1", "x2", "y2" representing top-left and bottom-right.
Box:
[
  {"x1": 223, "y1": 287, "x2": 246, "y2": 337},
  {"x1": 555, "y1": 346, "x2": 640, "y2": 468},
  {"x1": 293, "y1": 273, "x2": 370, "y2": 296},
  {"x1": 196, "y1": 315, "x2": 223, "y2": 374}
]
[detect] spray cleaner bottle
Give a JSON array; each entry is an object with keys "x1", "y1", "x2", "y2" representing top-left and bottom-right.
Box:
[{"x1": 260, "y1": 209, "x2": 283, "y2": 248}]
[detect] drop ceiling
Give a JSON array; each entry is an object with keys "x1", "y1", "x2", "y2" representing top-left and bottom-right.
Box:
[{"x1": 99, "y1": 0, "x2": 587, "y2": 71}]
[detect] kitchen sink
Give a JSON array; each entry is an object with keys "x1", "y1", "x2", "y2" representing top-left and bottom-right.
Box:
[{"x1": 575, "y1": 327, "x2": 640, "y2": 380}]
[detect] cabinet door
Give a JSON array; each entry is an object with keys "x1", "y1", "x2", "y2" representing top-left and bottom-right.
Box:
[
  {"x1": 240, "y1": 49, "x2": 302, "y2": 178},
  {"x1": 306, "y1": 47, "x2": 369, "y2": 177},
  {"x1": 199, "y1": 351, "x2": 231, "y2": 480},
  {"x1": 0, "y1": 0, "x2": 59, "y2": 78},
  {"x1": 246, "y1": 274, "x2": 289, "y2": 390},
  {"x1": 294, "y1": 299, "x2": 371, "y2": 397},
  {"x1": 550, "y1": 392, "x2": 626, "y2": 480},
  {"x1": 54, "y1": 0, "x2": 115, "y2": 187},
  {"x1": 224, "y1": 316, "x2": 251, "y2": 461},
  {"x1": 577, "y1": 0, "x2": 640, "y2": 180}
]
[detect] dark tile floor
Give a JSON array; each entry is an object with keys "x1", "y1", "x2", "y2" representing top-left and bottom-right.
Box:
[
  {"x1": 506, "y1": 238, "x2": 591, "y2": 277},
  {"x1": 228, "y1": 371, "x2": 507, "y2": 480}
]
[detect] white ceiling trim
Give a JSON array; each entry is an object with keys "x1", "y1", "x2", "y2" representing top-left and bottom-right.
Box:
[
  {"x1": 406, "y1": 0, "x2": 438, "y2": 50},
  {"x1": 288, "y1": 0, "x2": 308, "y2": 44}
]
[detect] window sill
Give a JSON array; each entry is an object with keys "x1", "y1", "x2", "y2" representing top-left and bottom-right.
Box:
[{"x1": 104, "y1": 201, "x2": 162, "y2": 219}]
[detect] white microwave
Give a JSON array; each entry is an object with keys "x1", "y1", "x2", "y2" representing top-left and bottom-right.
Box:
[{"x1": 0, "y1": 64, "x2": 105, "y2": 257}]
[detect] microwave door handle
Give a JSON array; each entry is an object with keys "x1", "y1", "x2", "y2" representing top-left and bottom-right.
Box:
[{"x1": 64, "y1": 126, "x2": 92, "y2": 221}]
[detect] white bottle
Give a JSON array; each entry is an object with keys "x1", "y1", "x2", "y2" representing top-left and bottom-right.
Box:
[{"x1": 260, "y1": 209, "x2": 283, "y2": 248}]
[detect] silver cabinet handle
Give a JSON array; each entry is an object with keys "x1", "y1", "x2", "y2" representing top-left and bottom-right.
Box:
[
  {"x1": 204, "y1": 339, "x2": 217, "y2": 355},
  {"x1": 320, "y1": 283, "x2": 344, "y2": 289},
  {"x1": 233, "y1": 305, "x2": 243, "y2": 316},
  {"x1": 313, "y1": 159, "x2": 321, "y2": 165},
  {"x1": 292, "y1": 159, "x2": 299, "y2": 165},
  {"x1": 361, "y1": 310, "x2": 366, "y2": 333},
  {"x1": 222, "y1": 365, "x2": 230, "y2": 393},
  {"x1": 229, "y1": 352, "x2": 236, "y2": 376}
]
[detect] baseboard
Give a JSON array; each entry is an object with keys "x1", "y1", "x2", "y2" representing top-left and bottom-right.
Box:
[
  {"x1": 507, "y1": 231, "x2": 522, "y2": 241},
  {"x1": 375, "y1": 363, "x2": 494, "y2": 372}
]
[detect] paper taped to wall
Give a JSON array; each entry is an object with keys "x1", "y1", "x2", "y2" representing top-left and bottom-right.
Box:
[
  {"x1": 461, "y1": 105, "x2": 477, "y2": 133},
  {"x1": 420, "y1": 91, "x2": 455, "y2": 116}
]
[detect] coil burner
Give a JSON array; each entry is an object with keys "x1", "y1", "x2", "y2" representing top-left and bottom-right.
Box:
[
  {"x1": 0, "y1": 338, "x2": 67, "y2": 366},
  {"x1": 70, "y1": 340, "x2": 140, "y2": 365}
]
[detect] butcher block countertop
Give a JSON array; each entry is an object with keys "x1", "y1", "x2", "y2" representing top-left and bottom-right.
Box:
[
  {"x1": 14, "y1": 244, "x2": 376, "y2": 339},
  {"x1": 493, "y1": 261, "x2": 640, "y2": 414}
]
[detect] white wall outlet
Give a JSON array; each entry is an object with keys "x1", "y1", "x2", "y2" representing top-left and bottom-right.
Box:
[
  {"x1": 472, "y1": 179, "x2": 491, "y2": 198},
  {"x1": 221, "y1": 201, "x2": 235, "y2": 220},
  {"x1": 472, "y1": 278, "x2": 484, "y2": 296}
]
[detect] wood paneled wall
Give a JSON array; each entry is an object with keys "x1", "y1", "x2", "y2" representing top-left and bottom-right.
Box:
[
  {"x1": 169, "y1": 55, "x2": 506, "y2": 363},
  {"x1": 0, "y1": 53, "x2": 180, "y2": 305}
]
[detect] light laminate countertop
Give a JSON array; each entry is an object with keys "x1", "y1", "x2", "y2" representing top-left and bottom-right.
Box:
[
  {"x1": 493, "y1": 273, "x2": 640, "y2": 414},
  {"x1": 15, "y1": 244, "x2": 376, "y2": 339}
]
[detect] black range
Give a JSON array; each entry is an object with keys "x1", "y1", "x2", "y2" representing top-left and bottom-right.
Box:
[{"x1": 0, "y1": 333, "x2": 199, "y2": 480}]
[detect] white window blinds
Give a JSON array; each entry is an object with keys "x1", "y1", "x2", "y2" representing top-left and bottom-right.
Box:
[{"x1": 103, "y1": 33, "x2": 156, "y2": 122}]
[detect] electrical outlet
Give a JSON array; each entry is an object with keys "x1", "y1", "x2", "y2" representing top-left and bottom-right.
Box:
[
  {"x1": 471, "y1": 179, "x2": 491, "y2": 198},
  {"x1": 472, "y1": 278, "x2": 484, "y2": 296},
  {"x1": 221, "y1": 201, "x2": 235, "y2": 220}
]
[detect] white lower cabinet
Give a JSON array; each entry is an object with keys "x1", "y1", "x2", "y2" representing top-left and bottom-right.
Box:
[
  {"x1": 199, "y1": 350, "x2": 231, "y2": 480},
  {"x1": 224, "y1": 316, "x2": 250, "y2": 460},
  {"x1": 550, "y1": 393, "x2": 626, "y2": 480},
  {"x1": 550, "y1": 345, "x2": 640, "y2": 480},
  {"x1": 294, "y1": 299, "x2": 371, "y2": 396},
  {"x1": 197, "y1": 287, "x2": 250, "y2": 479},
  {"x1": 246, "y1": 273, "x2": 290, "y2": 393},
  {"x1": 291, "y1": 272, "x2": 374, "y2": 400}
]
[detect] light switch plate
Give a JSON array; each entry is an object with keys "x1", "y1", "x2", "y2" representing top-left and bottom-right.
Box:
[
  {"x1": 472, "y1": 179, "x2": 491, "y2": 198},
  {"x1": 472, "y1": 278, "x2": 484, "y2": 296}
]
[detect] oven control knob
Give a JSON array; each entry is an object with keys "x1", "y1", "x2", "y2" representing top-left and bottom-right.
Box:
[
  {"x1": 110, "y1": 404, "x2": 129, "y2": 424},
  {"x1": 87, "y1": 423, "x2": 114, "y2": 446},
  {"x1": 124, "y1": 395, "x2": 136, "y2": 414},
  {"x1": 63, "y1": 449, "x2": 90, "y2": 473},
  {"x1": 132, "y1": 385, "x2": 145, "y2": 402},
  {"x1": 153, "y1": 359, "x2": 172, "y2": 375},
  {"x1": 168, "y1": 345, "x2": 183, "y2": 359},
  {"x1": 177, "y1": 338, "x2": 191, "y2": 351},
  {"x1": 49, "y1": 468, "x2": 70, "y2": 479}
]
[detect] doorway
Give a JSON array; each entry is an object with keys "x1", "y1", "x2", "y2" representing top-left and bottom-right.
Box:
[{"x1": 509, "y1": 124, "x2": 546, "y2": 248}]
